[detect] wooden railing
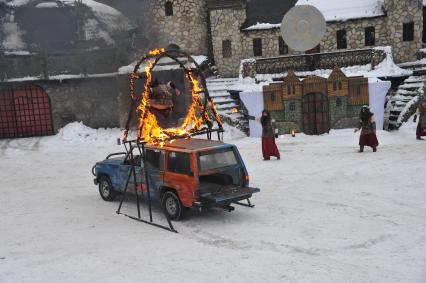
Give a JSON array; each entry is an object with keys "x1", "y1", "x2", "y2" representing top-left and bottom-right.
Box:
[{"x1": 242, "y1": 48, "x2": 386, "y2": 77}]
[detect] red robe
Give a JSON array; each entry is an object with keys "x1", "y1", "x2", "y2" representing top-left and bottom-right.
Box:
[
  {"x1": 261, "y1": 120, "x2": 280, "y2": 159},
  {"x1": 417, "y1": 122, "x2": 426, "y2": 137},
  {"x1": 262, "y1": 137, "x2": 280, "y2": 160}
]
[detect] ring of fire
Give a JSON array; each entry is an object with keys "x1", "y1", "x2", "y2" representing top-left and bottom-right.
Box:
[{"x1": 124, "y1": 48, "x2": 222, "y2": 146}]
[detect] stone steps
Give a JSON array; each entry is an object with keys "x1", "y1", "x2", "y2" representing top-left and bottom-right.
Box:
[
  {"x1": 206, "y1": 77, "x2": 248, "y2": 133},
  {"x1": 384, "y1": 66, "x2": 424, "y2": 130}
]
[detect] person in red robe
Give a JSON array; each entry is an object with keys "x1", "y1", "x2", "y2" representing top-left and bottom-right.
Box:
[
  {"x1": 260, "y1": 110, "x2": 280, "y2": 160},
  {"x1": 355, "y1": 106, "x2": 379, "y2": 152},
  {"x1": 413, "y1": 97, "x2": 426, "y2": 140}
]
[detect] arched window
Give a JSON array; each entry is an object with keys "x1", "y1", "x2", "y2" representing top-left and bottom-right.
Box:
[{"x1": 165, "y1": 1, "x2": 173, "y2": 16}]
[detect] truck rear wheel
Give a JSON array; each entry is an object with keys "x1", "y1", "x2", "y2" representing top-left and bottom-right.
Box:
[
  {"x1": 98, "y1": 176, "x2": 116, "y2": 201},
  {"x1": 162, "y1": 191, "x2": 184, "y2": 221}
]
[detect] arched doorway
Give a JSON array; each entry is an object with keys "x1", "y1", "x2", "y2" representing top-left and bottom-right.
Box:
[
  {"x1": 302, "y1": 92, "x2": 330, "y2": 135},
  {"x1": 0, "y1": 85, "x2": 54, "y2": 139}
]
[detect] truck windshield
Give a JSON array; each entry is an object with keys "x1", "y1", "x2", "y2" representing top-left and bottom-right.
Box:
[{"x1": 199, "y1": 148, "x2": 238, "y2": 172}]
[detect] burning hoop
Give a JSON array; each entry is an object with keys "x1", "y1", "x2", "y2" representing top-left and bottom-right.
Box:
[{"x1": 123, "y1": 48, "x2": 223, "y2": 146}]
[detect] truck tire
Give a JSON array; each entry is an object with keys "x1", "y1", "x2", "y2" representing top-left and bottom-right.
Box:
[
  {"x1": 98, "y1": 176, "x2": 116, "y2": 201},
  {"x1": 162, "y1": 191, "x2": 184, "y2": 221}
]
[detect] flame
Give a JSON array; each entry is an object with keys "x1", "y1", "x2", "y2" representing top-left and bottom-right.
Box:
[
  {"x1": 291, "y1": 128, "x2": 296, "y2": 137},
  {"x1": 128, "y1": 48, "x2": 222, "y2": 146},
  {"x1": 149, "y1": 48, "x2": 165, "y2": 55},
  {"x1": 231, "y1": 107, "x2": 238, "y2": 113}
]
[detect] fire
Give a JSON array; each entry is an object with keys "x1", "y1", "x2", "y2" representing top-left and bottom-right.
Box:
[
  {"x1": 148, "y1": 48, "x2": 165, "y2": 55},
  {"x1": 291, "y1": 128, "x2": 296, "y2": 137},
  {"x1": 127, "y1": 48, "x2": 222, "y2": 146},
  {"x1": 231, "y1": 107, "x2": 238, "y2": 113}
]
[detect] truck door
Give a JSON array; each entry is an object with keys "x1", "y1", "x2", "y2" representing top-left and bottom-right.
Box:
[
  {"x1": 145, "y1": 149, "x2": 165, "y2": 200},
  {"x1": 118, "y1": 151, "x2": 142, "y2": 193},
  {"x1": 164, "y1": 151, "x2": 196, "y2": 207}
]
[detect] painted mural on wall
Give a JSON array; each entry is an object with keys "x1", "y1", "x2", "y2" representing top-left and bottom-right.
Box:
[{"x1": 262, "y1": 68, "x2": 369, "y2": 135}]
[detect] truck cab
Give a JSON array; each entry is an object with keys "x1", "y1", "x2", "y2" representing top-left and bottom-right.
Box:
[{"x1": 93, "y1": 139, "x2": 259, "y2": 220}]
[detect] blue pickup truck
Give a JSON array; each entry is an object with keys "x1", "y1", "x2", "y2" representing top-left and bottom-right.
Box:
[{"x1": 92, "y1": 139, "x2": 260, "y2": 220}]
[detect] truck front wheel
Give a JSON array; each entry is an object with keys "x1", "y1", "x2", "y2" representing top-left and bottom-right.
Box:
[
  {"x1": 98, "y1": 176, "x2": 116, "y2": 201},
  {"x1": 162, "y1": 191, "x2": 184, "y2": 221}
]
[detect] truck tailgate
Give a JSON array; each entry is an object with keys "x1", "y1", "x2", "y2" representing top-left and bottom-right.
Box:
[{"x1": 198, "y1": 186, "x2": 260, "y2": 206}]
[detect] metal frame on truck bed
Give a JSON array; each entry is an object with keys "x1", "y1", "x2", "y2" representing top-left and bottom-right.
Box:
[{"x1": 115, "y1": 128, "x2": 225, "y2": 233}]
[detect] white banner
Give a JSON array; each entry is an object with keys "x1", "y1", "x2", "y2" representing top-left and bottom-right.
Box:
[
  {"x1": 368, "y1": 79, "x2": 392, "y2": 130},
  {"x1": 239, "y1": 91, "x2": 264, "y2": 137}
]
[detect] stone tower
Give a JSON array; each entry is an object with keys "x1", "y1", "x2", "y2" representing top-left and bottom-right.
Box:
[
  {"x1": 150, "y1": 0, "x2": 209, "y2": 55},
  {"x1": 384, "y1": 0, "x2": 423, "y2": 63}
]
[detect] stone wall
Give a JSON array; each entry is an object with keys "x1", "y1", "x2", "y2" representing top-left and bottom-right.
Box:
[
  {"x1": 240, "y1": 29, "x2": 284, "y2": 59},
  {"x1": 210, "y1": 0, "x2": 423, "y2": 77},
  {"x1": 321, "y1": 17, "x2": 388, "y2": 53},
  {"x1": 329, "y1": 96, "x2": 348, "y2": 127},
  {"x1": 209, "y1": 7, "x2": 246, "y2": 77},
  {"x1": 151, "y1": 0, "x2": 209, "y2": 56},
  {"x1": 0, "y1": 69, "x2": 189, "y2": 132},
  {"x1": 1, "y1": 49, "x2": 119, "y2": 80},
  {"x1": 384, "y1": 0, "x2": 423, "y2": 63}
]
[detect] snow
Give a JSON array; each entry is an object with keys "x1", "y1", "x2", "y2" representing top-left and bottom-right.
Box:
[
  {"x1": 118, "y1": 55, "x2": 208, "y2": 75},
  {"x1": 367, "y1": 47, "x2": 412, "y2": 78},
  {"x1": 83, "y1": 18, "x2": 115, "y2": 45},
  {"x1": 243, "y1": 22, "x2": 281, "y2": 31},
  {"x1": 399, "y1": 58, "x2": 426, "y2": 68},
  {"x1": 1, "y1": 21, "x2": 26, "y2": 50},
  {"x1": 397, "y1": 96, "x2": 420, "y2": 124},
  {"x1": 296, "y1": 0, "x2": 385, "y2": 22},
  {"x1": 1, "y1": 0, "x2": 132, "y2": 48},
  {"x1": 62, "y1": 0, "x2": 131, "y2": 31},
  {"x1": 191, "y1": 55, "x2": 208, "y2": 66},
  {"x1": 3, "y1": 50, "x2": 31, "y2": 55},
  {"x1": 4, "y1": 72, "x2": 120, "y2": 82},
  {"x1": 0, "y1": 121, "x2": 425, "y2": 282},
  {"x1": 35, "y1": 2, "x2": 59, "y2": 8}
]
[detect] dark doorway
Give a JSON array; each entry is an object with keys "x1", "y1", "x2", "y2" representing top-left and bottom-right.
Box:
[
  {"x1": 302, "y1": 92, "x2": 330, "y2": 135},
  {"x1": 423, "y1": 7, "x2": 426, "y2": 43},
  {"x1": 0, "y1": 85, "x2": 54, "y2": 139}
]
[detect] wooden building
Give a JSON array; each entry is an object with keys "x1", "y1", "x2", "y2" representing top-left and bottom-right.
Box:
[{"x1": 263, "y1": 68, "x2": 369, "y2": 135}]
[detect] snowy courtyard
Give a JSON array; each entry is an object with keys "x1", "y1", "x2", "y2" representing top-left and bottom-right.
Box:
[{"x1": 0, "y1": 122, "x2": 425, "y2": 283}]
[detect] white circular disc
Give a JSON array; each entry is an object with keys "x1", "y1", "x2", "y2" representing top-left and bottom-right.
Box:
[{"x1": 281, "y1": 5, "x2": 326, "y2": 52}]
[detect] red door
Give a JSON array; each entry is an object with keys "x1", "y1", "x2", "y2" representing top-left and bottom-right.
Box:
[
  {"x1": 303, "y1": 92, "x2": 330, "y2": 135},
  {"x1": 0, "y1": 85, "x2": 54, "y2": 139}
]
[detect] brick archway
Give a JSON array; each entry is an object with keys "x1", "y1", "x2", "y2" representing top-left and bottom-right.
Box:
[
  {"x1": 0, "y1": 85, "x2": 54, "y2": 139},
  {"x1": 302, "y1": 92, "x2": 330, "y2": 135}
]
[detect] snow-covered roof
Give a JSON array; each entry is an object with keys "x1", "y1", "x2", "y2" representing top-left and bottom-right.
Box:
[
  {"x1": 0, "y1": 0, "x2": 132, "y2": 52},
  {"x1": 242, "y1": 23, "x2": 281, "y2": 31},
  {"x1": 296, "y1": 0, "x2": 385, "y2": 22}
]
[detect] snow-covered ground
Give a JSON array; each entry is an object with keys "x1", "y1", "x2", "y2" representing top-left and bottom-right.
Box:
[{"x1": 0, "y1": 122, "x2": 425, "y2": 283}]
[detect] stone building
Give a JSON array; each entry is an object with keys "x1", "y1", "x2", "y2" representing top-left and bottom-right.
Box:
[
  {"x1": 149, "y1": 0, "x2": 209, "y2": 56},
  {"x1": 263, "y1": 68, "x2": 369, "y2": 135},
  {"x1": 142, "y1": 0, "x2": 424, "y2": 77}
]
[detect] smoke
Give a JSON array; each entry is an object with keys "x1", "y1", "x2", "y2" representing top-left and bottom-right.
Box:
[{"x1": 99, "y1": 0, "x2": 161, "y2": 58}]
